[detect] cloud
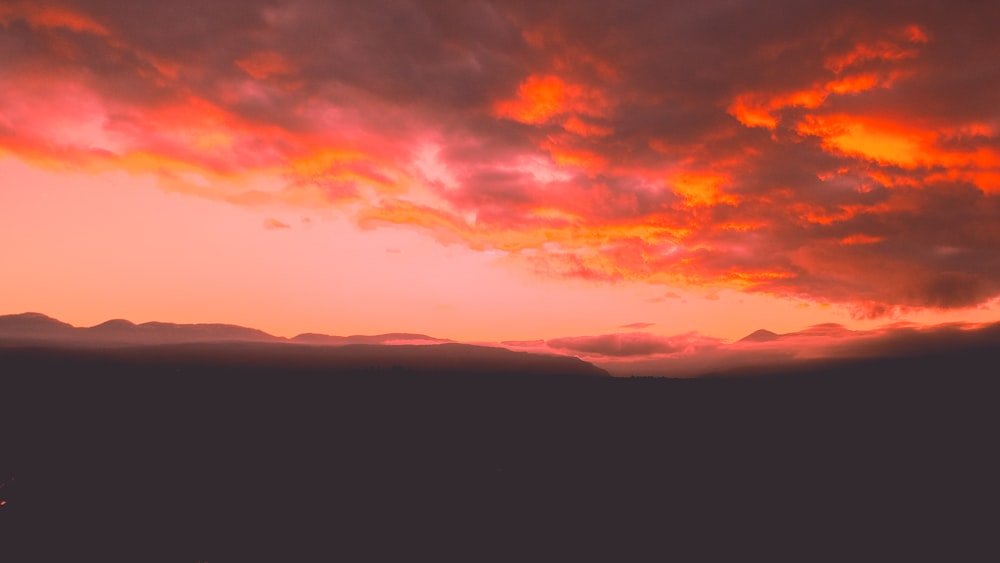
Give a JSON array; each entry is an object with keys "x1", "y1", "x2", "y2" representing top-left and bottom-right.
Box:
[
  {"x1": 547, "y1": 332, "x2": 719, "y2": 358},
  {"x1": 589, "y1": 319, "x2": 1000, "y2": 377},
  {"x1": 264, "y1": 218, "x2": 290, "y2": 230},
  {"x1": 3, "y1": 0, "x2": 1000, "y2": 313},
  {"x1": 500, "y1": 339, "x2": 545, "y2": 347},
  {"x1": 646, "y1": 292, "x2": 682, "y2": 303},
  {"x1": 619, "y1": 322, "x2": 655, "y2": 330}
]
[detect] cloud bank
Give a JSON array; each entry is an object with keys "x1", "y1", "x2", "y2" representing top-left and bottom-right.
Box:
[
  {"x1": 2, "y1": 0, "x2": 1000, "y2": 314},
  {"x1": 528, "y1": 320, "x2": 1000, "y2": 377}
]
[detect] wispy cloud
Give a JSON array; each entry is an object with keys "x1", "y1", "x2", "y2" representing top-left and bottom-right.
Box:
[
  {"x1": 264, "y1": 218, "x2": 291, "y2": 230},
  {"x1": 619, "y1": 322, "x2": 655, "y2": 329}
]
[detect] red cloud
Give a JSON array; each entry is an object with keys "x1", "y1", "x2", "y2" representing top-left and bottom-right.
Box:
[{"x1": 2, "y1": 1, "x2": 1000, "y2": 316}]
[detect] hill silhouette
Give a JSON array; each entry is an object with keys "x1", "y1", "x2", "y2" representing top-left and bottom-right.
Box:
[
  {"x1": 0, "y1": 312, "x2": 444, "y2": 349},
  {"x1": 0, "y1": 313, "x2": 607, "y2": 379},
  {"x1": 291, "y1": 332, "x2": 449, "y2": 345},
  {"x1": 0, "y1": 312, "x2": 283, "y2": 346},
  {"x1": 0, "y1": 312, "x2": 76, "y2": 339},
  {"x1": 2, "y1": 313, "x2": 999, "y2": 560}
]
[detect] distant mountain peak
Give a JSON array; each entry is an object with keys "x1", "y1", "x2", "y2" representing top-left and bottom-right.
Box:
[
  {"x1": 0, "y1": 312, "x2": 280, "y2": 345},
  {"x1": 0, "y1": 312, "x2": 75, "y2": 335},
  {"x1": 359, "y1": 332, "x2": 443, "y2": 341},
  {"x1": 291, "y1": 332, "x2": 446, "y2": 345},
  {"x1": 5, "y1": 312, "x2": 57, "y2": 320},
  {"x1": 91, "y1": 319, "x2": 138, "y2": 330},
  {"x1": 739, "y1": 329, "x2": 781, "y2": 343},
  {"x1": 134, "y1": 321, "x2": 279, "y2": 342},
  {"x1": 1, "y1": 312, "x2": 65, "y2": 323}
]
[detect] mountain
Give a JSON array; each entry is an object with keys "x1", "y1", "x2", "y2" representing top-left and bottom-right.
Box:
[
  {"x1": 0, "y1": 314, "x2": 283, "y2": 346},
  {"x1": 128, "y1": 321, "x2": 280, "y2": 343},
  {"x1": 737, "y1": 328, "x2": 781, "y2": 343},
  {"x1": 87, "y1": 319, "x2": 280, "y2": 343},
  {"x1": 89, "y1": 319, "x2": 137, "y2": 332},
  {"x1": 0, "y1": 312, "x2": 453, "y2": 348},
  {"x1": 0, "y1": 312, "x2": 76, "y2": 339},
  {"x1": 3, "y1": 316, "x2": 996, "y2": 560},
  {"x1": 2, "y1": 323, "x2": 995, "y2": 560},
  {"x1": 0, "y1": 312, "x2": 608, "y2": 377},
  {"x1": 292, "y1": 332, "x2": 448, "y2": 345}
]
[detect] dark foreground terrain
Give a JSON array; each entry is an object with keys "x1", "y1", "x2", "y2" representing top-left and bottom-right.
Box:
[{"x1": 2, "y1": 343, "x2": 999, "y2": 561}]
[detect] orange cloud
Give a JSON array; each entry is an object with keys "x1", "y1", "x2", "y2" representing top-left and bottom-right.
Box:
[
  {"x1": 562, "y1": 116, "x2": 613, "y2": 137},
  {"x1": 730, "y1": 24, "x2": 925, "y2": 130},
  {"x1": 797, "y1": 115, "x2": 925, "y2": 166},
  {"x1": 840, "y1": 234, "x2": 884, "y2": 245},
  {"x1": 797, "y1": 115, "x2": 1000, "y2": 192},
  {"x1": 823, "y1": 31, "x2": 926, "y2": 73},
  {"x1": 669, "y1": 172, "x2": 737, "y2": 208},
  {"x1": 729, "y1": 71, "x2": 904, "y2": 131},
  {"x1": 825, "y1": 73, "x2": 880, "y2": 94},
  {"x1": 3, "y1": 0, "x2": 1000, "y2": 318},
  {"x1": 494, "y1": 74, "x2": 610, "y2": 125},
  {"x1": 541, "y1": 141, "x2": 607, "y2": 173}
]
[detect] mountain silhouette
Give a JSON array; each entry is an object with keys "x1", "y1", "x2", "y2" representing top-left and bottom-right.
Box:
[
  {"x1": 2, "y1": 312, "x2": 998, "y2": 560},
  {"x1": 0, "y1": 312, "x2": 76, "y2": 339},
  {"x1": 125, "y1": 321, "x2": 279, "y2": 343},
  {"x1": 1, "y1": 313, "x2": 282, "y2": 346},
  {"x1": 0, "y1": 312, "x2": 608, "y2": 377},
  {"x1": 3, "y1": 320, "x2": 996, "y2": 561},
  {"x1": 292, "y1": 332, "x2": 448, "y2": 345},
  {"x1": 89, "y1": 319, "x2": 137, "y2": 331},
  {"x1": 738, "y1": 328, "x2": 781, "y2": 342},
  {"x1": 1, "y1": 313, "x2": 444, "y2": 348}
]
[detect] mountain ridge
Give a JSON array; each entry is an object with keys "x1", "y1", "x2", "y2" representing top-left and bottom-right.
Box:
[
  {"x1": 0, "y1": 312, "x2": 610, "y2": 377},
  {"x1": 0, "y1": 312, "x2": 444, "y2": 347},
  {"x1": 738, "y1": 328, "x2": 781, "y2": 343}
]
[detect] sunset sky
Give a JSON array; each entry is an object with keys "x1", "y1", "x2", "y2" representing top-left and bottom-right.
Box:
[{"x1": 3, "y1": 0, "x2": 1000, "y2": 367}]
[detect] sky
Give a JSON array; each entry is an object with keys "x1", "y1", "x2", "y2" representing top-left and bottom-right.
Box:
[{"x1": 2, "y1": 0, "x2": 1000, "y2": 370}]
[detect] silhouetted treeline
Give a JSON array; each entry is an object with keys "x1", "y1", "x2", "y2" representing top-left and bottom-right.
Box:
[{"x1": 1, "y1": 343, "x2": 998, "y2": 561}]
